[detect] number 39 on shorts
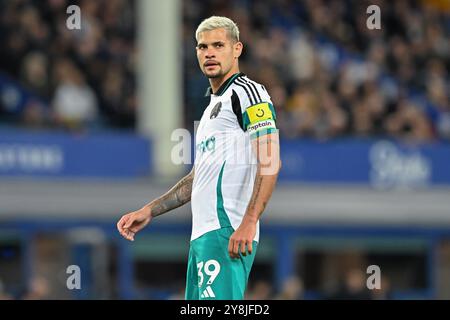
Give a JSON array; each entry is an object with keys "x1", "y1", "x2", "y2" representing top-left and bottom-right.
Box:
[{"x1": 197, "y1": 260, "x2": 221, "y2": 287}]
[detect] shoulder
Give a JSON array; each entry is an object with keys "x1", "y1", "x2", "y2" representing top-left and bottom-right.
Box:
[{"x1": 229, "y1": 75, "x2": 271, "y2": 107}]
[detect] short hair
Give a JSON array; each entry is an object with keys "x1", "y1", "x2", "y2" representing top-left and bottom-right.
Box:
[{"x1": 195, "y1": 16, "x2": 240, "y2": 43}]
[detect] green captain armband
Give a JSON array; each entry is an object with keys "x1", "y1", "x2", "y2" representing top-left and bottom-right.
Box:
[{"x1": 243, "y1": 102, "x2": 277, "y2": 139}]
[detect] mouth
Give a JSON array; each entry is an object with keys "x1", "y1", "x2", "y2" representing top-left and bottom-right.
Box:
[{"x1": 204, "y1": 61, "x2": 220, "y2": 69}]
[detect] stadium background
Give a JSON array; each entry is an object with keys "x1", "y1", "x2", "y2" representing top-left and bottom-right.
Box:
[{"x1": 0, "y1": 0, "x2": 449, "y2": 299}]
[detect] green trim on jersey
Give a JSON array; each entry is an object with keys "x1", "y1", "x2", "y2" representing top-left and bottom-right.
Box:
[
  {"x1": 243, "y1": 112, "x2": 250, "y2": 131},
  {"x1": 216, "y1": 73, "x2": 242, "y2": 96},
  {"x1": 205, "y1": 72, "x2": 244, "y2": 97},
  {"x1": 216, "y1": 161, "x2": 232, "y2": 228},
  {"x1": 268, "y1": 103, "x2": 277, "y2": 121}
]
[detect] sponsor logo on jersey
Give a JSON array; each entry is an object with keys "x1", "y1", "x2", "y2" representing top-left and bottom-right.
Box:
[{"x1": 197, "y1": 136, "x2": 216, "y2": 153}]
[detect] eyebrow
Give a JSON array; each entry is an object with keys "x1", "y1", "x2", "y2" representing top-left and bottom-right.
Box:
[{"x1": 197, "y1": 41, "x2": 225, "y2": 47}]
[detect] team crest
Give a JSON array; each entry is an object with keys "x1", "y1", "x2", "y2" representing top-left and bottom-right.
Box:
[{"x1": 210, "y1": 102, "x2": 222, "y2": 119}]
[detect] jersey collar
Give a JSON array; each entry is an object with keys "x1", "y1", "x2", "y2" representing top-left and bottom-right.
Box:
[{"x1": 204, "y1": 72, "x2": 245, "y2": 97}]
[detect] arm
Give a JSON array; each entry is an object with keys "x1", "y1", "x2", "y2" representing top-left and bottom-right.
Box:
[
  {"x1": 228, "y1": 132, "x2": 281, "y2": 258},
  {"x1": 244, "y1": 133, "x2": 281, "y2": 222},
  {"x1": 146, "y1": 167, "x2": 195, "y2": 217},
  {"x1": 117, "y1": 168, "x2": 194, "y2": 241}
]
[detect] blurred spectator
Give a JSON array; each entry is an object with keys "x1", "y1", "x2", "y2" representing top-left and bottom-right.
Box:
[
  {"x1": 167, "y1": 283, "x2": 186, "y2": 300},
  {"x1": 21, "y1": 275, "x2": 50, "y2": 300},
  {"x1": 327, "y1": 268, "x2": 373, "y2": 300},
  {"x1": 384, "y1": 99, "x2": 434, "y2": 142},
  {"x1": 246, "y1": 279, "x2": 274, "y2": 300},
  {"x1": 0, "y1": 279, "x2": 13, "y2": 300},
  {"x1": 21, "y1": 100, "x2": 48, "y2": 129},
  {"x1": 371, "y1": 275, "x2": 394, "y2": 300},
  {"x1": 52, "y1": 59, "x2": 98, "y2": 130},
  {"x1": 274, "y1": 275, "x2": 304, "y2": 300},
  {"x1": 20, "y1": 51, "x2": 50, "y2": 98}
]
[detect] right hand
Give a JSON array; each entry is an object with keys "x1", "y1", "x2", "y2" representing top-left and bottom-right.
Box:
[{"x1": 117, "y1": 206, "x2": 152, "y2": 241}]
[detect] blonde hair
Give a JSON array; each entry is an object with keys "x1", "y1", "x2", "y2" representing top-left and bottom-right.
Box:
[{"x1": 195, "y1": 16, "x2": 240, "y2": 42}]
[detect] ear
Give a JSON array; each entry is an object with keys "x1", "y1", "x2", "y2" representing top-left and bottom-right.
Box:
[{"x1": 234, "y1": 41, "x2": 243, "y2": 59}]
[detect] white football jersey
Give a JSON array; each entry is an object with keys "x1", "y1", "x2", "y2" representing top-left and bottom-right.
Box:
[{"x1": 190, "y1": 72, "x2": 277, "y2": 241}]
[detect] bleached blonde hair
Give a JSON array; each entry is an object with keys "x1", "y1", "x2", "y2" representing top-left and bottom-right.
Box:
[{"x1": 195, "y1": 16, "x2": 240, "y2": 42}]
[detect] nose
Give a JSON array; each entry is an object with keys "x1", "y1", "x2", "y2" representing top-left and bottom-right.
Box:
[{"x1": 205, "y1": 48, "x2": 215, "y2": 59}]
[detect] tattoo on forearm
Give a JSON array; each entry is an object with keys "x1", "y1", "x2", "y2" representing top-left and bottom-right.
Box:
[
  {"x1": 245, "y1": 161, "x2": 279, "y2": 220},
  {"x1": 150, "y1": 170, "x2": 194, "y2": 217},
  {"x1": 248, "y1": 172, "x2": 264, "y2": 213},
  {"x1": 262, "y1": 201, "x2": 267, "y2": 211}
]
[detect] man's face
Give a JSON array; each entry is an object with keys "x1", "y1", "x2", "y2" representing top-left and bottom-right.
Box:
[{"x1": 196, "y1": 28, "x2": 242, "y2": 79}]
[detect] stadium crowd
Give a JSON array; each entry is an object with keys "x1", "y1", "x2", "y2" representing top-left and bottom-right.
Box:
[
  {"x1": 0, "y1": 0, "x2": 136, "y2": 130},
  {"x1": 184, "y1": 0, "x2": 449, "y2": 142},
  {"x1": 0, "y1": 0, "x2": 448, "y2": 140}
]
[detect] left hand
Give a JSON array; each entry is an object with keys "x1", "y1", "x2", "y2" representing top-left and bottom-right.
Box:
[{"x1": 228, "y1": 217, "x2": 257, "y2": 259}]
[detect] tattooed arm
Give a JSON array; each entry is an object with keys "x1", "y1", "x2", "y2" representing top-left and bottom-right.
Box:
[
  {"x1": 228, "y1": 132, "x2": 281, "y2": 258},
  {"x1": 147, "y1": 168, "x2": 194, "y2": 217},
  {"x1": 117, "y1": 168, "x2": 194, "y2": 241}
]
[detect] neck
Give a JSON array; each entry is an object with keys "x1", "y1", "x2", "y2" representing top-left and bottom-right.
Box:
[{"x1": 210, "y1": 67, "x2": 240, "y2": 94}]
